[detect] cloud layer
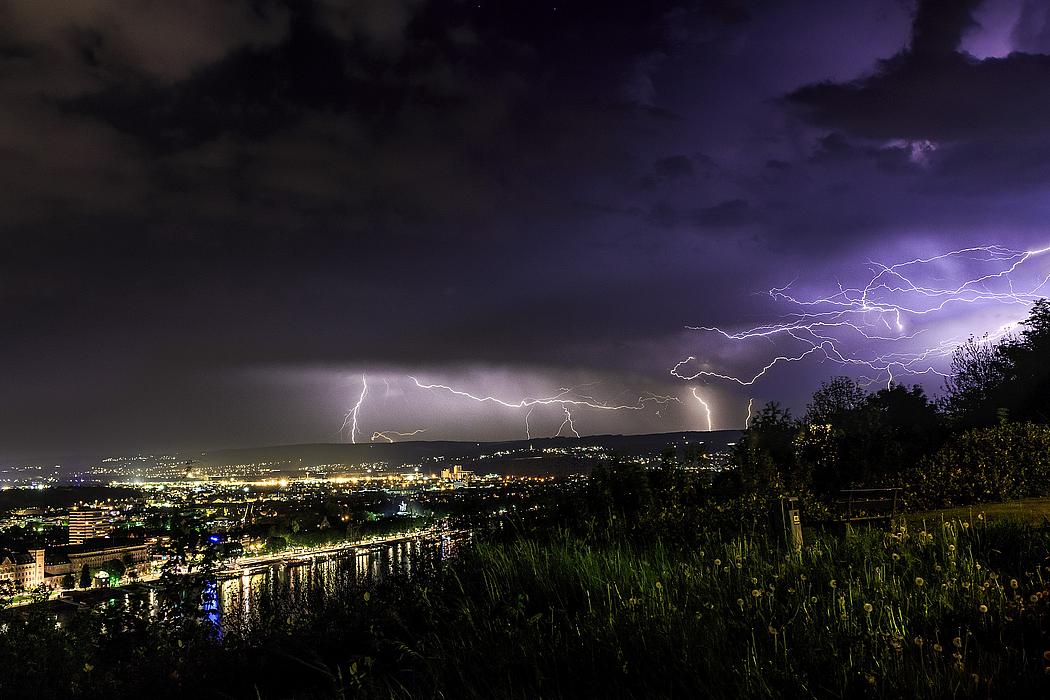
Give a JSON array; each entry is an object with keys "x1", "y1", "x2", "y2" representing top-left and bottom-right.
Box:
[{"x1": 3, "y1": 0, "x2": 1049, "y2": 457}]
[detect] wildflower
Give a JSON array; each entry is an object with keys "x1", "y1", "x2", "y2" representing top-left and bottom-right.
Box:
[
  {"x1": 810, "y1": 596, "x2": 818, "y2": 604},
  {"x1": 914, "y1": 636, "x2": 924, "y2": 647},
  {"x1": 979, "y1": 604, "x2": 988, "y2": 614},
  {"x1": 751, "y1": 589, "x2": 762, "y2": 598},
  {"x1": 948, "y1": 544, "x2": 956, "y2": 552},
  {"x1": 1031, "y1": 595, "x2": 1039, "y2": 603},
  {"x1": 977, "y1": 513, "x2": 985, "y2": 521},
  {"x1": 962, "y1": 581, "x2": 970, "y2": 589},
  {"x1": 989, "y1": 571, "x2": 998, "y2": 580},
  {"x1": 799, "y1": 574, "x2": 807, "y2": 582},
  {"x1": 892, "y1": 553, "x2": 900, "y2": 561},
  {"x1": 787, "y1": 587, "x2": 796, "y2": 594},
  {"x1": 736, "y1": 598, "x2": 745, "y2": 608},
  {"x1": 655, "y1": 581, "x2": 663, "y2": 590},
  {"x1": 915, "y1": 577, "x2": 925, "y2": 587},
  {"x1": 863, "y1": 602, "x2": 873, "y2": 613},
  {"x1": 751, "y1": 577, "x2": 758, "y2": 585},
  {"x1": 933, "y1": 643, "x2": 943, "y2": 653},
  {"x1": 971, "y1": 673, "x2": 980, "y2": 684},
  {"x1": 768, "y1": 625, "x2": 777, "y2": 636},
  {"x1": 953, "y1": 636, "x2": 963, "y2": 648},
  {"x1": 1010, "y1": 579, "x2": 1019, "y2": 589},
  {"x1": 865, "y1": 673, "x2": 876, "y2": 686},
  {"x1": 713, "y1": 559, "x2": 722, "y2": 566},
  {"x1": 1043, "y1": 651, "x2": 1050, "y2": 661},
  {"x1": 830, "y1": 579, "x2": 838, "y2": 589}
]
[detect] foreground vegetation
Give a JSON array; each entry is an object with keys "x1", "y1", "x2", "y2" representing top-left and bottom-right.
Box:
[{"x1": 3, "y1": 505, "x2": 1050, "y2": 698}]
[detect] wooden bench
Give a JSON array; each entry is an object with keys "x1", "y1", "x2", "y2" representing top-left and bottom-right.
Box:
[{"x1": 837, "y1": 487, "x2": 902, "y2": 525}]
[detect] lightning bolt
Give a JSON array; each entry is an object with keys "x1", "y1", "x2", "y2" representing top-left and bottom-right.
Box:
[
  {"x1": 745, "y1": 398, "x2": 754, "y2": 429},
  {"x1": 691, "y1": 387, "x2": 713, "y2": 432},
  {"x1": 371, "y1": 429, "x2": 427, "y2": 443},
  {"x1": 555, "y1": 407, "x2": 581, "y2": 438},
  {"x1": 410, "y1": 376, "x2": 680, "y2": 438},
  {"x1": 675, "y1": 244, "x2": 1050, "y2": 389},
  {"x1": 340, "y1": 374, "x2": 368, "y2": 444}
]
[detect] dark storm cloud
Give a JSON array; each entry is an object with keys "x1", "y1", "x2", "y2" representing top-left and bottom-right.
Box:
[
  {"x1": 4, "y1": 0, "x2": 1049, "y2": 456},
  {"x1": 787, "y1": 0, "x2": 1050, "y2": 144}
]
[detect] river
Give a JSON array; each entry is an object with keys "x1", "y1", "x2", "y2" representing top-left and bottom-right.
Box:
[{"x1": 209, "y1": 531, "x2": 467, "y2": 632}]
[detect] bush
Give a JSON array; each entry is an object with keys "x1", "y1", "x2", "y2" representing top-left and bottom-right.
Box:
[{"x1": 910, "y1": 423, "x2": 1050, "y2": 507}]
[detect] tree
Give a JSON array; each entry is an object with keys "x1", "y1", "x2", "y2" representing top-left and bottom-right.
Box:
[
  {"x1": 735, "y1": 402, "x2": 801, "y2": 493},
  {"x1": 796, "y1": 378, "x2": 944, "y2": 492},
  {"x1": 799, "y1": 378, "x2": 878, "y2": 492},
  {"x1": 78, "y1": 564, "x2": 92, "y2": 589},
  {"x1": 943, "y1": 300, "x2": 1050, "y2": 427},
  {"x1": 943, "y1": 335, "x2": 1009, "y2": 427},
  {"x1": 999, "y1": 299, "x2": 1050, "y2": 423},
  {"x1": 102, "y1": 558, "x2": 126, "y2": 581},
  {"x1": 61, "y1": 573, "x2": 75, "y2": 589},
  {"x1": 863, "y1": 384, "x2": 944, "y2": 482},
  {"x1": 805, "y1": 376, "x2": 867, "y2": 425},
  {"x1": 0, "y1": 579, "x2": 14, "y2": 608}
]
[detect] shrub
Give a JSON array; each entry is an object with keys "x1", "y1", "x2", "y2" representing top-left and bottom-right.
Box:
[{"x1": 909, "y1": 423, "x2": 1050, "y2": 507}]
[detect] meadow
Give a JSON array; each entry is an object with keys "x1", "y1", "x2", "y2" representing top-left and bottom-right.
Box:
[{"x1": 309, "y1": 517, "x2": 1050, "y2": 699}]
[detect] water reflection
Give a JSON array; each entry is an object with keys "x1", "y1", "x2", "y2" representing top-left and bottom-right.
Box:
[{"x1": 216, "y1": 534, "x2": 463, "y2": 631}]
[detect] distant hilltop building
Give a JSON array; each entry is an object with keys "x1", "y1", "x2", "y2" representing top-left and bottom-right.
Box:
[
  {"x1": 68, "y1": 509, "x2": 108, "y2": 545},
  {"x1": 0, "y1": 548, "x2": 45, "y2": 590}
]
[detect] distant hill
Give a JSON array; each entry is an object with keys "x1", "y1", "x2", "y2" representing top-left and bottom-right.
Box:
[{"x1": 194, "y1": 430, "x2": 742, "y2": 477}]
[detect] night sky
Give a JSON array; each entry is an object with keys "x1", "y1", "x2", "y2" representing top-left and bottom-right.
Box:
[{"x1": 3, "y1": 0, "x2": 1050, "y2": 460}]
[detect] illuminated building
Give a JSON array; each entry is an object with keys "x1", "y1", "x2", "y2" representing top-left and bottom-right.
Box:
[
  {"x1": 68, "y1": 509, "x2": 107, "y2": 545},
  {"x1": 0, "y1": 548, "x2": 45, "y2": 590},
  {"x1": 44, "y1": 540, "x2": 149, "y2": 580}
]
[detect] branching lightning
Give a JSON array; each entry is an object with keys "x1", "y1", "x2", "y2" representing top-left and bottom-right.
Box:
[
  {"x1": 674, "y1": 244, "x2": 1050, "y2": 390},
  {"x1": 411, "y1": 376, "x2": 679, "y2": 438},
  {"x1": 556, "y1": 407, "x2": 581, "y2": 438},
  {"x1": 691, "y1": 387, "x2": 713, "y2": 431}
]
